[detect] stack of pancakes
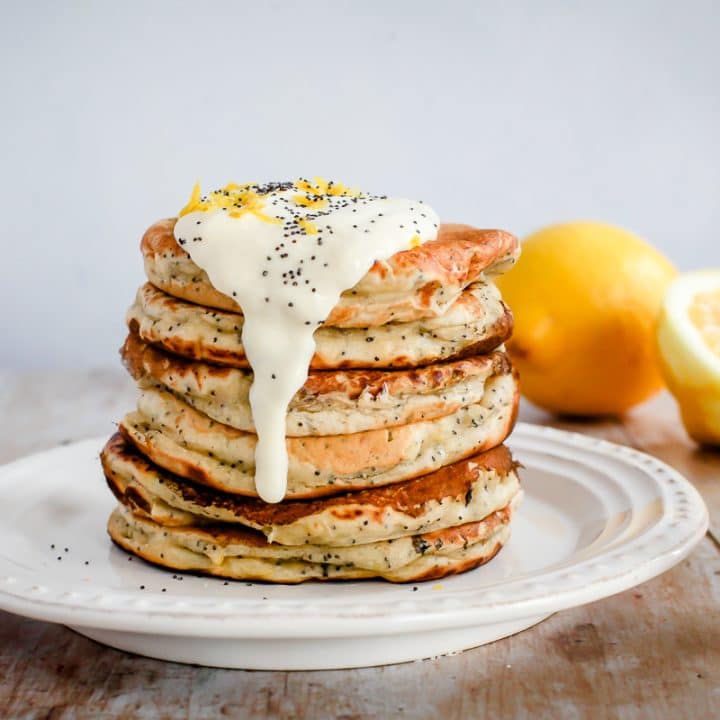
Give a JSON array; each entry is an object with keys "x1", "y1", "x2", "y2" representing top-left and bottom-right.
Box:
[{"x1": 102, "y1": 219, "x2": 522, "y2": 582}]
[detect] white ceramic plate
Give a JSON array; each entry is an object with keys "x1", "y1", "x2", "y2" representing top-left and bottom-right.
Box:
[{"x1": 0, "y1": 423, "x2": 707, "y2": 670}]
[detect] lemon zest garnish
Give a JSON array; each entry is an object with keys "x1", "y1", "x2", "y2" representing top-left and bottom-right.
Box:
[
  {"x1": 177, "y1": 182, "x2": 281, "y2": 224},
  {"x1": 227, "y1": 189, "x2": 283, "y2": 224},
  {"x1": 180, "y1": 178, "x2": 362, "y2": 223},
  {"x1": 223, "y1": 182, "x2": 254, "y2": 192},
  {"x1": 178, "y1": 181, "x2": 208, "y2": 217},
  {"x1": 294, "y1": 176, "x2": 360, "y2": 198},
  {"x1": 293, "y1": 193, "x2": 328, "y2": 209},
  {"x1": 408, "y1": 234, "x2": 422, "y2": 249},
  {"x1": 297, "y1": 218, "x2": 318, "y2": 235}
]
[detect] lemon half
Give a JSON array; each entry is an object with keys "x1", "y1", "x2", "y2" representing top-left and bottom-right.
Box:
[{"x1": 658, "y1": 271, "x2": 720, "y2": 444}]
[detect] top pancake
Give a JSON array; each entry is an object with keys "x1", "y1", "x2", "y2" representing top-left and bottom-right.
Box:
[{"x1": 142, "y1": 218, "x2": 519, "y2": 328}]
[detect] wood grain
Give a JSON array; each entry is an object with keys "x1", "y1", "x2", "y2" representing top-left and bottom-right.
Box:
[{"x1": 0, "y1": 372, "x2": 718, "y2": 720}]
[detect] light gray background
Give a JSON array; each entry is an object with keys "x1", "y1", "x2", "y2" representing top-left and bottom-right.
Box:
[{"x1": 2, "y1": 1, "x2": 718, "y2": 369}]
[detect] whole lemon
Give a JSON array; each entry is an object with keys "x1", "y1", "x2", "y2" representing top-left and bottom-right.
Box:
[{"x1": 496, "y1": 222, "x2": 676, "y2": 416}]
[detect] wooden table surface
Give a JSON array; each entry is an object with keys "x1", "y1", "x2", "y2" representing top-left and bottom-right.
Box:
[{"x1": 0, "y1": 371, "x2": 718, "y2": 720}]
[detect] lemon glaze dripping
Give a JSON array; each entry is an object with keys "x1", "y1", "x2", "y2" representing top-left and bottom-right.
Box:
[{"x1": 174, "y1": 178, "x2": 440, "y2": 502}]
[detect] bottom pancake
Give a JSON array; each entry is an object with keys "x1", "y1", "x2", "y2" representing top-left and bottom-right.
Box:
[{"x1": 108, "y1": 499, "x2": 516, "y2": 583}]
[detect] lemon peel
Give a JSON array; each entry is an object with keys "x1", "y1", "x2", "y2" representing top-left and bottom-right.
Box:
[{"x1": 178, "y1": 182, "x2": 282, "y2": 224}]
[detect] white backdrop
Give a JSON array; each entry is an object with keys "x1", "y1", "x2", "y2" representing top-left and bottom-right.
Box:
[{"x1": 2, "y1": 1, "x2": 718, "y2": 369}]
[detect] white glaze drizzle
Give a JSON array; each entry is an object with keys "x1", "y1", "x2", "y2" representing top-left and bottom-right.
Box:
[{"x1": 174, "y1": 179, "x2": 439, "y2": 502}]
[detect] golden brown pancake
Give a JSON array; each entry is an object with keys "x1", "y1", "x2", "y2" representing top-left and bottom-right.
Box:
[
  {"x1": 117, "y1": 374, "x2": 518, "y2": 498},
  {"x1": 102, "y1": 433, "x2": 521, "y2": 547},
  {"x1": 108, "y1": 500, "x2": 514, "y2": 583},
  {"x1": 127, "y1": 282, "x2": 513, "y2": 370},
  {"x1": 141, "y1": 218, "x2": 519, "y2": 327},
  {"x1": 122, "y1": 332, "x2": 515, "y2": 436}
]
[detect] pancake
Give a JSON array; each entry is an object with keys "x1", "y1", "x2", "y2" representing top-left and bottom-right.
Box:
[
  {"x1": 122, "y1": 332, "x2": 514, "y2": 436},
  {"x1": 108, "y1": 502, "x2": 513, "y2": 583},
  {"x1": 102, "y1": 433, "x2": 521, "y2": 546},
  {"x1": 118, "y1": 373, "x2": 518, "y2": 497},
  {"x1": 141, "y1": 218, "x2": 519, "y2": 327},
  {"x1": 126, "y1": 282, "x2": 513, "y2": 370}
]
